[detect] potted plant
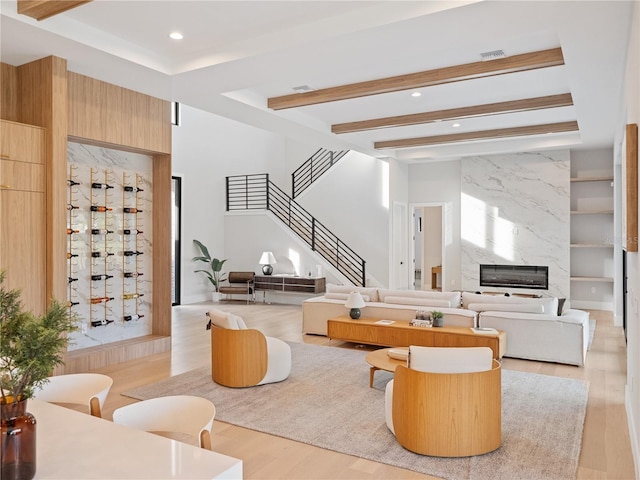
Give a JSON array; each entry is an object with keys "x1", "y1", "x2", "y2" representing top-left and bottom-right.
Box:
[
  {"x1": 192, "y1": 239, "x2": 227, "y2": 302},
  {"x1": 0, "y1": 270, "x2": 77, "y2": 480},
  {"x1": 431, "y1": 310, "x2": 444, "y2": 328}
]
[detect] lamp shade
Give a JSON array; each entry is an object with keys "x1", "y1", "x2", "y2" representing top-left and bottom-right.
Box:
[
  {"x1": 259, "y1": 251, "x2": 276, "y2": 265},
  {"x1": 345, "y1": 291, "x2": 366, "y2": 309}
]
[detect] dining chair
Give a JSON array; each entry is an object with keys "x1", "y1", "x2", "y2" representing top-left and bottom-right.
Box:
[
  {"x1": 112, "y1": 395, "x2": 216, "y2": 450},
  {"x1": 33, "y1": 373, "x2": 113, "y2": 418}
]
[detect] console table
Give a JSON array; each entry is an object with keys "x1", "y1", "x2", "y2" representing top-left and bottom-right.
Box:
[
  {"x1": 327, "y1": 315, "x2": 506, "y2": 359},
  {"x1": 255, "y1": 275, "x2": 325, "y2": 294}
]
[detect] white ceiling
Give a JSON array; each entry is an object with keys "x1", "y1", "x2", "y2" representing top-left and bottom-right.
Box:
[{"x1": 0, "y1": 0, "x2": 634, "y2": 162}]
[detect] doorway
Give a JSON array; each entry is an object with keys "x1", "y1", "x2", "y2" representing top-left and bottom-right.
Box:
[{"x1": 411, "y1": 204, "x2": 444, "y2": 291}]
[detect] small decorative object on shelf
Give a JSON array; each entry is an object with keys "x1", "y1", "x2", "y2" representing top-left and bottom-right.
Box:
[
  {"x1": 123, "y1": 314, "x2": 144, "y2": 321},
  {"x1": 91, "y1": 319, "x2": 114, "y2": 327},
  {"x1": 258, "y1": 251, "x2": 277, "y2": 275},
  {"x1": 124, "y1": 272, "x2": 143, "y2": 278},
  {"x1": 91, "y1": 228, "x2": 113, "y2": 235},
  {"x1": 122, "y1": 293, "x2": 143, "y2": 300},
  {"x1": 410, "y1": 311, "x2": 432, "y2": 327},
  {"x1": 123, "y1": 250, "x2": 143, "y2": 256},
  {"x1": 90, "y1": 296, "x2": 114, "y2": 304},
  {"x1": 123, "y1": 207, "x2": 142, "y2": 213},
  {"x1": 91, "y1": 251, "x2": 114, "y2": 258},
  {"x1": 90, "y1": 205, "x2": 112, "y2": 212},
  {"x1": 91, "y1": 182, "x2": 113, "y2": 190},
  {"x1": 124, "y1": 186, "x2": 144, "y2": 192},
  {"x1": 431, "y1": 310, "x2": 444, "y2": 328},
  {"x1": 123, "y1": 229, "x2": 143, "y2": 235},
  {"x1": 91, "y1": 274, "x2": 114, "y2": 281}
]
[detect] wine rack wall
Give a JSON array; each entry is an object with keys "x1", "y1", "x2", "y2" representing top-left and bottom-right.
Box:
[{"x1": 67, "y1": 142, "x2": 153, "y2": 350}]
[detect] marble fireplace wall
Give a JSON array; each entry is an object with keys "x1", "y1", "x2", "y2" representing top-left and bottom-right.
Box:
[
  {"x1": 67, "y1": 142, "x2": 153, "y2": 350},
  {"x1": 460, "y1": 150, "x2": 570, "y2": 298}
]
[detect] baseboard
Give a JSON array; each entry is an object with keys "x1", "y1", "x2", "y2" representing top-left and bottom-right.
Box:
[{"x1": 625, "y1": 385, "x2": 640, "y2": 480}]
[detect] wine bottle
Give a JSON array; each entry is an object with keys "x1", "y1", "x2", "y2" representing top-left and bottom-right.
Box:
[
  {"x1": 67, "y1": 204, "x2": 79, "y2": 210},
  {"x1": 91, "y1": 228, "x2": 114, "y2": 235},
  {"x1": 90, "y1": 296, "x2": 114, "y2": 304},
  {"x1": 123, "y1": 207, "x2": 142, "y2": 213},
  {"x1": 68, "y1": 277, "x2": 78, "y2": 284},
  {"x1": 123, "y1": 229, "x2": 143, "y2": 235},
  {"x1": 66, "y1": 252, "x2": 79, "y2": 259},
  {"x1": 90, "y1": 205, "x2": 112, "y2": 212},
  {"x1": 91, "y1": 182, "x2": 113, "y2": 189},
  {"x1": 123, "y1": 293, "x2": 144, "y2": 300},
  {"x1": 66, "y1": 228, "x2": 79, "y2": 235},
  {"x1": 123, "y1": 250, "x2": 143, "y2": 256},
  {"x1": 124, "y1": 272, "x2": 143, "y2": 278},
  {"x1": 91, "y1": 274, "x2": 114, "y2": 281},
  {"x1": 91, "y1": 319, "x2": 114, "y2": 327},
  {"x1": 124, "y1": 186, "x2": 144, "y2": 192},
  {"x1": 66, "y1": 300, "x2": 80, "y2": 307},
  {"x1": 123, "y1": 314, "x2": 144, "y2": 321},
  {"x1": 91, "y1": 251, "x2": 114, "y2": 258},
  {"x1": 67, "y1": 179, "x2": 80, "y2": 186}
]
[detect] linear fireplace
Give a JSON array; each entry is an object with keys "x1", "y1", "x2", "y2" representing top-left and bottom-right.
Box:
[{"x1": 479, "y1": 264, "x2": 549, "y2": 290}]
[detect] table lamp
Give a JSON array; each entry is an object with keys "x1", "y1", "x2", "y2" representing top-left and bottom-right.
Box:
[
  {"x1": 259, "y1": 251, "x2": 277, "y2": 275},
  {"x1": 345, "y1": 291, "x2": 366, "y2": 319}
]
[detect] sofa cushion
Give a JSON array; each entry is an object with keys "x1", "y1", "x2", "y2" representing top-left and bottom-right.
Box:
[
  {"x1": 467, "y1": 302, "x2": 544, "y2": 313},
  {"x1": 378, "y1": 289, "x2": 461, "y2": 307},
  {"x1": 462, "y1": 292, "x2": 558, "y2": 315},
  {"x1": 208, "y1": 309, "x2": 247, "y2": 330},
  {"x1": 324, "y1": 292, "x2": 371, "y2": 302},
  {"x1": 384, "y1": 296, "x2": 451, "y2": 308},
  {"x1": 326, "y1": 284, "x2": 379, "y2": 302}
]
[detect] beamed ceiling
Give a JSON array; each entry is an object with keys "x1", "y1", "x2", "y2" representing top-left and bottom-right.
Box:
[{"x1": 0, "y1": 1, "x2": 633, "y2": 162}]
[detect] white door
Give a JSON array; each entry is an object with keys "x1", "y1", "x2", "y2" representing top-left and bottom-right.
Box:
[{"x1": 392, "y1": 202, "x2": 409, "y2": 289}]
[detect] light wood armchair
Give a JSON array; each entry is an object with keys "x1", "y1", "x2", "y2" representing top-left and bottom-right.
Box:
[
  {"x1": 208, "y1": 309, "x2": 292, "y2": 388},
  {"x1": 386, "y1": 346, "x2": 501, "y2": 457}
]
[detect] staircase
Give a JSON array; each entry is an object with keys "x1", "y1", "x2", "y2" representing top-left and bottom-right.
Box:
[
  {"x1": 291, "y1": 148, "x2": 349, "y2": 198},
  {"x1": 227, "y1": 174, "x2": 365, "y2": 286}
]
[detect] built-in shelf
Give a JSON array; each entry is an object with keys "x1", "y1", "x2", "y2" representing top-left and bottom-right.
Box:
[
  {"x1": 570, "y1": 243, "x2": 614, "y2": 248},
  {"x1": 570, "y1": 276, "x2": 614, "y2": 282},
  {"x1": 570, "y1": 176, "x2": 614, "y2": 183},
  {"x1": 570, "y1": 210, "x2": 614, "y2": 215}
]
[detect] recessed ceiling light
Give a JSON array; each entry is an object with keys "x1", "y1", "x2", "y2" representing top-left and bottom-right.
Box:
[
  {"x1": 169, "y1": 32, "x2": 183, "y2": 40},
  {"x1": 411, "y1": 92, "x2": 421, "y2": 97},
  {"x1": 452, "y1": 123, "x2": 461, "y2": 128}
]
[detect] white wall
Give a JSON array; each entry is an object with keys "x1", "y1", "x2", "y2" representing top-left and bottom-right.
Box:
[
  {"x1": 173, "y1": 105, "x2": 287, "y2": 304},
  {"x1": 623, "y1": 1, "x2": 640, "y2": 476}
]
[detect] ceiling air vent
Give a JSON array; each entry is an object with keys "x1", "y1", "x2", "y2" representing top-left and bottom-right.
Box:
[
  {"x1": 480, "y1": 49, "x2": 507, "y2": 61},
  {"x1": 292, "y1": 85, "x2": 315, "y2": 93}
]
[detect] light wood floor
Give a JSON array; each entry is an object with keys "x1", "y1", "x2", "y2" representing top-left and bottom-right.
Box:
[{"x1": 91, "y1": 302, "x2": 636, "y2": 480}]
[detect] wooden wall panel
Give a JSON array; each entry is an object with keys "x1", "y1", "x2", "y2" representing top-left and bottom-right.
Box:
[
  {"x1": 68, "y1": 72, "x2": 171, "y2": 154},
  {"x1": 623, "y1": 123, "x2": 638, "y2": 252},
  {"x1": 152, "y1": 154, "x2": 172, "y2": 337},
  {"x1": 1, "y1": 63, "x2": 19, "y2": 121},
  {"x1": 17, "y1": 56, "x2": 68, "y2": 304}
]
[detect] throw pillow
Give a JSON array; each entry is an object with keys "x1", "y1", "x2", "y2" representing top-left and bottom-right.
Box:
[{"x1": 467, "y1": 303, "x2": 545, "y2": 313}]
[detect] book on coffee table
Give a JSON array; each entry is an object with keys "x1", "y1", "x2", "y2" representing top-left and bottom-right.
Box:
[{"x1": 471, "y1": 327, "x2": 499, "y2": 335}]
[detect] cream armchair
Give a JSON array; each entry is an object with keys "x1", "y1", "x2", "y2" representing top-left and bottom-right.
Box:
[
  {"x1": 385, "y1": 346, "x2": 501, "y2": 457},
  {"x1": 206, "y1": 309, "x2": 291, "y2": 387}
]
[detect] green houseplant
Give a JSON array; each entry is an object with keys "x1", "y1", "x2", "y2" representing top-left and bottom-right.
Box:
[
  {"x1": 192, "y1": 239, "x2": 227, "y2": 300},
  {"x1": 0, "y1": 270, "x2": 78, "y2": 479},
  {"x1": 431, "y1": 310, "x2": 444, "y2": 328}
]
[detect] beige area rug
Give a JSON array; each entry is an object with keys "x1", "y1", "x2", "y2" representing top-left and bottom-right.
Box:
[{"x1": 123, "y1": 342, "x2": 588, "y2": 480}]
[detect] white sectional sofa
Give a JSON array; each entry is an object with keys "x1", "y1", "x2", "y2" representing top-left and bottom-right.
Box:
[
  {"x1": 302, "y1": 286, "x2": 590, "y2": 366},
  {"x1": 462, "y1": 292, "x2": 590, "y2": 366},
  {"x1": 302, "y1": 285, "x2": 476, "y2": 335}
]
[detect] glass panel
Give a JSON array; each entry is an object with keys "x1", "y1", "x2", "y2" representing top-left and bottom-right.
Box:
[{"x1": 171, "y1": 177, "x2": 181, "y2": 305}]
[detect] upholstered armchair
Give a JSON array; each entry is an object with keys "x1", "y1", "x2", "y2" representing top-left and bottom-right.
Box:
[
  {"x1": 207, "y1": 309, "x2": 291, "y2": 387},
  {"x1": 385, "y1": 346, "x2": 501, "y2": 457}
]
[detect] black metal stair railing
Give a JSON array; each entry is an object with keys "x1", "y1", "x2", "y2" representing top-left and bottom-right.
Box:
[
  {"x1": 291, "y1": 148, "x2": 349, "y2": 198},
  {"x1": 227, "y1": 174, "x2": 365, "y2": 286}
]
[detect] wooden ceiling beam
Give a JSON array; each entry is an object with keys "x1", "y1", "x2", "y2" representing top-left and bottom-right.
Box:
[
  {"x1": 268, "y1": 48, "x2": 565, "y2": 111},
  {"x1": 374, "y1": 121, "x2": 579, "y2": 150},
  {"x1": 332, "y1": 93, "x2": 574, "y2": 134},
  {"x1": 17, "y1": 0, "x2": 92, "y2": 21}
]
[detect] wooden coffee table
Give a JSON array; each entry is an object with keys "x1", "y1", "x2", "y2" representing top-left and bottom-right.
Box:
[
  {"x1": 365, "y1": 347, "x2": 408, "y2": 388},
  {"x1": 328, "y1": 315, "x2": 506, "y2": 359}
]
